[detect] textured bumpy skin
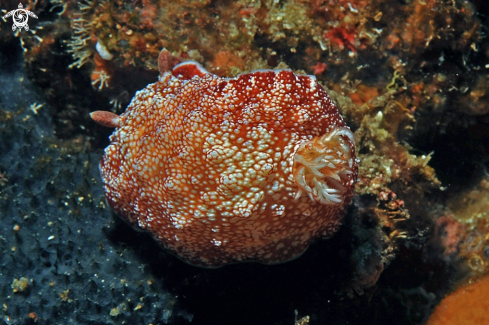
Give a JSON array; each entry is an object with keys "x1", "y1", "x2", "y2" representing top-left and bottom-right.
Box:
[{"x1": 96, "y1": 61, "x2": 358, "y2": 267}]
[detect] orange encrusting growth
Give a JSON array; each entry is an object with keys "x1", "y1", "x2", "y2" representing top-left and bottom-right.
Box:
[
  {"x1": 93, "y1": 53, "x2": 357, "y2": 267},
  {"x1": 426, "y1": 275, "x2": 489, "y2": 325}
]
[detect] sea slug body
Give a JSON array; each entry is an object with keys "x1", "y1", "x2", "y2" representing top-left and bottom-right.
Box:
[{"x1": 91, "y1": 50, "x2": 358, "y2": 267}]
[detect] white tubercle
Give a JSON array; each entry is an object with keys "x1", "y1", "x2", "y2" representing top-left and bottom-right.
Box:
[{"x1": 96, "y1": 40, "x2": 114, "y2": 61}]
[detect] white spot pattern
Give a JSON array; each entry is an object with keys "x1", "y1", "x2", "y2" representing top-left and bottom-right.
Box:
[{"x1": 100, "y1": 63, "x2": 358, "y2": 267}]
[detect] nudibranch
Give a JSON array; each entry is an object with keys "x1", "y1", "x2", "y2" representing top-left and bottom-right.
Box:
[{"x1": 91, "y1": 50, "x2": 358, "y2": 267}]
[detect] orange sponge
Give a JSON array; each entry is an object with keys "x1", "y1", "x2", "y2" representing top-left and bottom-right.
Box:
[{"x1": 427, "y1": 275, "x2": 489, "y2": 324}]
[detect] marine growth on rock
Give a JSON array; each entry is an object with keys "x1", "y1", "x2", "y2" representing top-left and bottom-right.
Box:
[{"x1": 91, "y1": 50, "x2": 358, "y2": 267}]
